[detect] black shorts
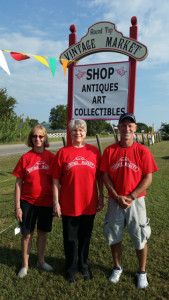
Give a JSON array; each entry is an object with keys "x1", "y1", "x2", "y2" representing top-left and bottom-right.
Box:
[{"x1": 20, "y1": 200, "x2": 53, "y2": 235}]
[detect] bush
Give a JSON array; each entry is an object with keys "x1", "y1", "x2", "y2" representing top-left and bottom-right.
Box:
[
  {"x1": 161, "y1": 133, "x2": 169, "y2": 141},
  {"x1": 0, "y1": 117, "x2": 31, "y2": 143}
]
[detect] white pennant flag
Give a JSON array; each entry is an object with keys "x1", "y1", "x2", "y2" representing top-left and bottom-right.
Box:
[{"x1": 0, "y1": 50, "x2": 10, "y2": 75}]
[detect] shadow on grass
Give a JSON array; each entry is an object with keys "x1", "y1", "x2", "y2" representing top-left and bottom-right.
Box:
[
  {"x1": 1, "y1": 246, "x2": 134, "y2": 279},
  {"x1": 90, "y1": 261, "x2": 135, "y2": 279},
  {"x1": 0, "y1": 246, "x2": 65, "y2": 275},
  {"x1": 162, "y1": 156, "x2": 169, "y2": 159}
]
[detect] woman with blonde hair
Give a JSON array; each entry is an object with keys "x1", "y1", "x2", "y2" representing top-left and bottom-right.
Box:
[{"x1": 13, "y1": 125, "x2": 55, "y2": 278}]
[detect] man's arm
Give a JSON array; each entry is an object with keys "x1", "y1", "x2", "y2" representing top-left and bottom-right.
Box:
[
  {"x1": 103, "y1": 172, "x2": 118, "y2": 200},
  {"x1": 97, "y1": 173, "x2": 104, "y2": 212},
  {"x1": 103, "y1": 173, "x2": 132, "y2": 209},
  {"x1": 103, "y1": 172, "x2": 152, "y2": 210},
  {"x1": 128, "y1": 173, "x2": 152, "y2": 200}
]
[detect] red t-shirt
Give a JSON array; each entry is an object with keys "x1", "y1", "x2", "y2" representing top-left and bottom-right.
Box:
[
  {"x1": 50, "y1": 144, "x2": 101, "y2": 216},
  {"x1": 100, "y1": 142, "x2": 158, "y2": 198},
  {"x1": 12, "y1": 149, "x2": 55, "y2": 206}
]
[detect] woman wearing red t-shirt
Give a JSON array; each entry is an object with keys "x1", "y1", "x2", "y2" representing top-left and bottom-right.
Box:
[
  {"x1": 12, "y1": 125, "x2": 55, "y2": 278},
  {"x1": 51, "y1": 119, "x2": 104, "y2": 283}
]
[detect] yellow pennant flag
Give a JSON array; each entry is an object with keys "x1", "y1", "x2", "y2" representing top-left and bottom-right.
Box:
[
  {"x1": 62, "y1": 59, "x2": 68, "y2": 77},
  {"x1": 32, "y1": 55, "x2": 49, "y2": 67}
]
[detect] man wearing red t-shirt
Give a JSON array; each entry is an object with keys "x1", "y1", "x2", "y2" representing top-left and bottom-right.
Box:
[{"x1": 100, "y1": 113, "x2": 158, "y2": 289}]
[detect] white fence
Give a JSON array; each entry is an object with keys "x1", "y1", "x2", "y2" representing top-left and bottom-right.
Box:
[{"x1": 47, "y1": 132, "x2": 67, "y2": 138}]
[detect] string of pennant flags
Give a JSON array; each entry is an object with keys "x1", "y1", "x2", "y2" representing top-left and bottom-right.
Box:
[{"x1": 0, "y1": 50, "x2": 75, "y2": 78}]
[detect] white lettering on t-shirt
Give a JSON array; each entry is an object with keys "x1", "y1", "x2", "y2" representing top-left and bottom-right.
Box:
[
  {"x1": 26, "y1": 161, "x2": 49, "y2": 174},
  {"x1": 66, "y1": 156, "x2": 95, "y2": 170},
  {"x1": 110, "y1": 157, "x2": 139, "y2": 172}
]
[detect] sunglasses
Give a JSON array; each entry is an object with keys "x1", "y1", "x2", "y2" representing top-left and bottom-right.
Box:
[{"x1": 32, "y1": 135, "x2": 45, "y2": 139}]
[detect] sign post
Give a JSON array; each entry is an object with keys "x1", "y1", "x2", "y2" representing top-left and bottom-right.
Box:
[
  {"x1": 67, "y1": 25, "x2": 77, "y2": 146},
  {"x1": 128, "y1": 16, "x2": 138, "y2": 114},
  {"x1": 60, "y1": 17, "x2": 148, "y2": 146}
]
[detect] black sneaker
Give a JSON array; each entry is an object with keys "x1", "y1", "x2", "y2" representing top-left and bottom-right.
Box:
[
  {"x1": 81, "y1": 270, "x2": 91, "y2": 281},
  {"x1": 66, "y1": 273, "x2": 76, "y2": 284}
]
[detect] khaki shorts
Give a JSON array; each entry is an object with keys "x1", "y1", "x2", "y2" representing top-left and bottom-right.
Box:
[{"x1": 103, "y1": 197, "x2": 151, "y2": 250}]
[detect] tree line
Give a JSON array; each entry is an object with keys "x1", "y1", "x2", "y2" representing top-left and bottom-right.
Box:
[
  {"x1": 0, "y1": 89, "x2": 38, "y2": 143},
  {"x1": 49, "y1": 105, "x2": 154, "y2": 136},
  {"x1": 0, "y1": 88, "x2": 168, "y2": 143}
]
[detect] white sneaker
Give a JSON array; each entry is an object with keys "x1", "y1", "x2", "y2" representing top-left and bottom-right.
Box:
[
  {"x1": 136, "y1": 272, "x2": 148, "y2": 289},
  {"x1": 109, "y1": 266, "x2": 123, "y2": 283},
  {"x1": 18, "y1": 267, "x2": 28, "y2": 278},
  {"x1": 37, "y1": 261, "x2": 53, "y2": 271}
]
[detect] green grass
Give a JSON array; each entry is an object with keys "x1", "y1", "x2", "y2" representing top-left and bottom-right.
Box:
[{"x1": 0, "y1": 141, "x2": 169, "y2": 300}]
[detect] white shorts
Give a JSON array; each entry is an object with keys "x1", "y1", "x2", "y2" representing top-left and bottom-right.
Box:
[{"x1": 103, "y1": 197, "x2": 151, "y2": 250}]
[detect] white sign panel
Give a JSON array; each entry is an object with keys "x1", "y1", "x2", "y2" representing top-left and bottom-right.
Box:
[{"x1": 73, "y1": 61, "x2": 130, "y2": 120}]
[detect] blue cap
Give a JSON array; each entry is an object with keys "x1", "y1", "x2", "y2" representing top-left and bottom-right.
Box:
[{"x1": 119, "y1": 113, "x2": 136, "y2": 123}]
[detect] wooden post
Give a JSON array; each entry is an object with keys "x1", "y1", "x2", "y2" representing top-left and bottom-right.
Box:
[
  {"x1": 128, "y1": 16, "x2": 138, "y2": 114},
  {"x1": 142, "y1": 133, "x2": 144, "y2": 145},
  {"x1": 147, "y1": 134, "x2": 150, "y2": 147},
  {"x1": 96, "y1": 134, "x2": 103, "y2": 155},
  {"x1": 136, "y1": 134, "x2": 139, "y2": 143},
  {"x1": 62, "y1": 136, "x2": 66, "y2": 147},
  {"x1": 67, "y1": 25, "x2": 77, "y2": 146}
]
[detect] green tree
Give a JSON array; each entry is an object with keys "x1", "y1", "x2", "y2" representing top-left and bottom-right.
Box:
[
  {"x1": 160, "y1": 122, "x2": 169, "y2": 134},
  {"x1": 0, "y1": 115, "x2": 31, "y2": 143},
  {"x1": 136, "y1": 122, "x2": 149, "y2": 133},
  {"x1": 160, "y1": 122, "x2": 169, "y2": 140},
  {"x1": 86, "y1": 120, "x2": 106, "y2": 136},
  {"x1": 105, "y1": 122, "x2": 113, "y2": 132},
  {"x1": 29, "y1": 119, "x2": 39, "y2": 128},
  {"x1": 49, "y1": 105, "x2": 67, "y2": 129},
  {"x1": 0, "y1": 88, "x2": 17, "y2": 118}
]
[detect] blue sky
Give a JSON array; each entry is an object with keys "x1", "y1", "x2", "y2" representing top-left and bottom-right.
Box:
[{"x1": 0, "y1": 0, "x2": 169, "y2": 130}]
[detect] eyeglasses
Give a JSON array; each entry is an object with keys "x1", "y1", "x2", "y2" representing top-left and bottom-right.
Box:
[
  {"x1": 32, "y1": 135, "x2": 45, "y2": 139},
  {"x1": 72, "y1": 129, "x2": 85, "y2": 133}
]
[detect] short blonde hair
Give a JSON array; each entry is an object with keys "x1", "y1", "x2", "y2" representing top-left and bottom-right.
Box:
[
  {"x1": 68, "y1": 119, "x2": 87, "y2": 132},
  {"x1": 27, "y1": 125, "x2": 49, "y2": 148}
]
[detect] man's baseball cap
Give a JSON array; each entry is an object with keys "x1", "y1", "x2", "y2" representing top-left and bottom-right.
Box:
[{"x1": 119, "y1": 113, "x2": 136, "y2": 124}]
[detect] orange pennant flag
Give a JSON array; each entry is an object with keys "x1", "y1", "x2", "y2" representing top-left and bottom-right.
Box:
[{"x1": 62, "y1": 59, "x2": 68, "y2": 78}]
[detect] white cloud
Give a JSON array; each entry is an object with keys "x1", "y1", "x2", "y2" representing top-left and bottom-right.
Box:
[
  {"x1": 0, "y1": 0, "x2": 168, "y2": 126},
  {"x1": 85, "y1": 0, "x2": 169, "y2": 66},
  {"x1": 0, "y1": 31, "x2": 68, "y2": 122}
]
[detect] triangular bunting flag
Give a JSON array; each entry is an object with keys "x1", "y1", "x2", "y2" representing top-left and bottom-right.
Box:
[
  {"x1": 10, "y1": 52, "x2": 30, "y2": 61},
  {"x1": 49, "y1": 57, "x2": 57, "y2": 77},
  {"x1": 32, "y1": 55, "x2": 49, "y2": 67},
  {"x1": 0, "y1": 50, "x2": 10, "y2": 75},
  {"x1": 62, "y1": 59, "x2": 68, "y2": 78}
]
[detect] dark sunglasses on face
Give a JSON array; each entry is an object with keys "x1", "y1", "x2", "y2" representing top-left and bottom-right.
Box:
[{"x1": 32, "y1": 135, "x2": 45, "y2": 139}]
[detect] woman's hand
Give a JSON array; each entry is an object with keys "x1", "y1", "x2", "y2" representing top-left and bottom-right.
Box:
[
  {"x1": 15, "y1": 208, "x2": 23, "y2": 222},
  {"x1": 53, "y1": 202, "x2": 61, "y2": 218}
]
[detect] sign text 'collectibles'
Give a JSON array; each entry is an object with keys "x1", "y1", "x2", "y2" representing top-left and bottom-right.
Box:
[
  {"x1": 60, "y1": 22, "x2": 148, "y2": 65},
  {"x1": 72, "y1": 62, "x2": 130, "y2": 120}
]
